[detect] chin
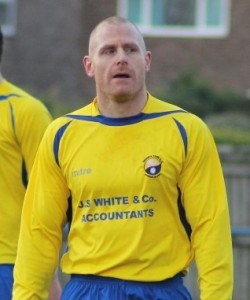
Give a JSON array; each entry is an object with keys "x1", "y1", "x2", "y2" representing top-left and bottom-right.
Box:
[{"x1": 111, "y1": 92, "x2": 133, "y2": 103}]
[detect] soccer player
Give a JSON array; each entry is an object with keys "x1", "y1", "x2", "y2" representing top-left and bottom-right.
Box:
[
  {"x1": 13, "y1": 16, "x2": 233, "y2": 299},
  {"x1": 0, "y1": 27, "x2": 61, "y2": 299}
]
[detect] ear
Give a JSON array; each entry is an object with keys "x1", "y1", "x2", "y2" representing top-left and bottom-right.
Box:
[
  {"x1": 83, "y1": 56, "x2": 94, "y2": 77},
  {"x1": 145, "y1": 51, "x2": 152, "y2": 72}
]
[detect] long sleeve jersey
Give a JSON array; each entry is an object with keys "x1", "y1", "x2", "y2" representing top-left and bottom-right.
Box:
[
  {"x1": 13, "y1": 94, "x2": 233, "y2": 299},
  {"x1": 0, "y1": 79, "x2": 52, "y2": 264}
]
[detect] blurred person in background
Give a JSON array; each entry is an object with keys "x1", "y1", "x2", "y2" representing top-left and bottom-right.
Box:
[{"x1": 0, "y1": 27, "x2": 61, "y2": 300}]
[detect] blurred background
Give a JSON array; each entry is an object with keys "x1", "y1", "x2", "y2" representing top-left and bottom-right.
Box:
[{"x1": 1, "y1": 1, "x2": 250, "y2": 299}]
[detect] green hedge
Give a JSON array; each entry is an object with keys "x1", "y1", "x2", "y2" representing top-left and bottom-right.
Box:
[
  {"x1": 155, "y1": 71, "x2": 250, "y2": 145},
  {"x1": 156, "y1": 71, "x2": 250, "y2": 118}
]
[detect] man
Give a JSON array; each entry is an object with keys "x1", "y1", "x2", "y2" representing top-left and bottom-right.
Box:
[
  {"x1": 0, "y1": 27, "x2": 61, "y2": 299},
  {"x1": 13, "y1": 16, "x2": 233, "y2": 299}
]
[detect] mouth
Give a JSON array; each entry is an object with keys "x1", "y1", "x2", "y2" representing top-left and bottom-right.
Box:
[{"x1": 113, "y1": 73, "x2": 130, "y2": 79}]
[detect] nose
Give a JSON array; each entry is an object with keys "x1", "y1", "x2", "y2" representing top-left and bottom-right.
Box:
[{"x1": 116, "y1": 49, "x2": 128, "y2": 65}]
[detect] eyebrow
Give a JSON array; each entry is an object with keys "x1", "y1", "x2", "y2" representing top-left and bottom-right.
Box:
[
  {"x1": 99, "y1": 42, "x2": 140, "y2": 53},
  {"x1": 99, "y1": 44, "x2": 115, "y2": 52}
]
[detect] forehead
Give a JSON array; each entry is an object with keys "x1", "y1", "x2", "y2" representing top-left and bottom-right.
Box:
[{"x1": 90, "y1": 22, "x2": 144, "y2": 52}]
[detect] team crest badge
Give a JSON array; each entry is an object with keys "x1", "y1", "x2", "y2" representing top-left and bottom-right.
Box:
[{"x1": 143, "y1": 155, "x2": 163, "y2": 177}]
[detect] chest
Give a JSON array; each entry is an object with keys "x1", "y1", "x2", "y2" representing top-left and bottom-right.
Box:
[{"x1": 58, "y1": 120, "x2": 186, "y2": 196}]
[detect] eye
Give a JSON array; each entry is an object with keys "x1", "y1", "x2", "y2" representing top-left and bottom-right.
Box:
[
  {"x1": 125, "y1": 46, "x2": 138, "y2": 54},
  {"x1": 103, "y1": 47, "x2": 115, "y2": 55}
]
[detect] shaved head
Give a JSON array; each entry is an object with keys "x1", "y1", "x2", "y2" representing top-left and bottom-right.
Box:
[{"x1": 88, "y1": 16, "x2": 146, "y2": 56}]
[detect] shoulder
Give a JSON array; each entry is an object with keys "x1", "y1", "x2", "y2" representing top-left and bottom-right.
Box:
[
  {"x1": 149, "y1": 93, "x2": 211, "y2": 135},
  {"x1": 3, "y1": 80, "x2": 50, "y2": 113},
  {"x1": 147, "y1": 93, "x2": 185, "y2": 113},
  {"x1": 43, "y1": 103, "x2": 92, "y2": 136}
]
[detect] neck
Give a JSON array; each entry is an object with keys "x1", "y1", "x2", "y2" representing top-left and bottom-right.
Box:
[{"x1": 96, "y1": 90, "x2": 148, "y2": 118}]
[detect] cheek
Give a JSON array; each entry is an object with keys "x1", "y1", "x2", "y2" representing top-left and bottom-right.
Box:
[
  {"x1": 135, "y1": 64, "x2": 147, "y2": 80},
  {"x1": 94, "y1": 68, "x2": 108, "y2": 86},
  {"x1": 94, "y1": 61, "x2": 106, "y2": 75},
  {"x1": 96, "y1": 63, "x2": 111, "y2": 79}
]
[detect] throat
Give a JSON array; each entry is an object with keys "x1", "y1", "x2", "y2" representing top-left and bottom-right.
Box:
[{"x1": 97, "y1": 94, "x2": 148, "y2": 118}]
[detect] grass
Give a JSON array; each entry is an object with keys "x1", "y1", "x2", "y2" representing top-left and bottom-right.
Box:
[
  {"x1": 205, "y1": 112, "x2": 250, "y2": 145},
  {"x1": 211, "y1": 128, "x2": 250, "y2": 145}
]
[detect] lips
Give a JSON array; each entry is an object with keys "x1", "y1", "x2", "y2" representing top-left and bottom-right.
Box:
[{"x1": 113, "y1": 73, "x2": 130, "y2": 78}]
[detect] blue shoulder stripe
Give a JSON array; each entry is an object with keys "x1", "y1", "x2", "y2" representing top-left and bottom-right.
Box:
[
  {"x1": 53, "y1": 121, "x2": 72, "y2": 166},
  {"x1": 173, "y1": 118, "x2": 187, "y2": 156},
  {"x1": 9, "y1": 102, "x2": 16, "y2": 133},
  {"x1": 22, "y1": 160, "x2": 28, "y2": 188},
  {"x1": 177, "y1": 187, "x2": 192, "y2": 240},
  {"x1": 0, "y1": 94, "x2": 21, "y2": 101},
  {"x1": 65, "y1": 110, "x2": 186, "y2": 126}
]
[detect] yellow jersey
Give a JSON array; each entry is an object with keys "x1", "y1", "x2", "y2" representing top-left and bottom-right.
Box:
[
  {"x1": 0, "y1": 79, "x2": 52, "y2": 264},
  {"x1": 14, "y1": 94, "x2": 233, "y2": 300}
]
